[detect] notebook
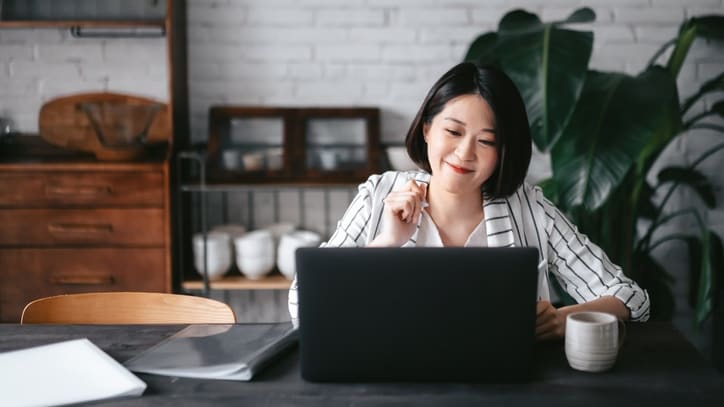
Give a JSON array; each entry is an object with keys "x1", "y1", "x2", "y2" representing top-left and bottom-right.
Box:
[
  {"x1": 295, "y1": 246, "x2": 539, "y2": 382},
  {"x1": 124, "y1": 323, "x2": 297, "y2": 381}
]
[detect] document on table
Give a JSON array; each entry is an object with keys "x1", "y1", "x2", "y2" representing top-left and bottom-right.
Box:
[
  {"x1": 124, "y1": 323, "x2": 298, "y2": 381},
  {"x1": 0, "y1": 338, "x2": 146, "y2": 407}
]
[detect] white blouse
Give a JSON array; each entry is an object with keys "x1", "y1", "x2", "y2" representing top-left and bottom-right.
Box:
[{"x1": 288, "y1": 170, "x2": 651, "y2": 326}]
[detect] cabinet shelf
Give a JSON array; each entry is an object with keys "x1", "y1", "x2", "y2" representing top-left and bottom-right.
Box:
[
  {"x1": 179, "y1": 180, "x2": 362, "y2": 192},
  {"x1": 0, "y1": 20, "x2": 165, "y2": 29},
  {"x1": 182, "y1": 272, "x2": 292, "y2": 291}
]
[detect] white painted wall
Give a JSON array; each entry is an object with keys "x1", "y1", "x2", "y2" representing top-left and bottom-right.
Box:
[{"x1": 1, "y1": 0, "x2": 723, "y2": 351}]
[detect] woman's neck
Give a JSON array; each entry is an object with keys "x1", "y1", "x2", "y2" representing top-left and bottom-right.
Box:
[{"x1": 426, "y1": 176, "x2": 484, "y2": 245}]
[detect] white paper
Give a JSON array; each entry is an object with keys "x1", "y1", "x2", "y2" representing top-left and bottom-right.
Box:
[{"x1": 0, "y1": 338, "x2": 146, "y2": 407}]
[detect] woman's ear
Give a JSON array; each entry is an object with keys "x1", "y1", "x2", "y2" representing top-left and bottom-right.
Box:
[{"x1": 422, "y1": 122, "x2": 430, "y2": 143}]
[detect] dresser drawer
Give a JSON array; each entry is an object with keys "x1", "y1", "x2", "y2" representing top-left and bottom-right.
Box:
[
  {"x1": 0, "y1": 171, "x2": 164, "y2": 208},
  {"x1": 0, "y1": 248, "x2": 167, "y2": 322},
  {"x1": 0, "y1": 208, "x2": 165, "y2": 246}
]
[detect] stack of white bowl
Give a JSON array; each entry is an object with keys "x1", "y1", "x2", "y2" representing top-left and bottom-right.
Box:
[
  {"x1": 233, "y1": 230, "x2": 275, "y2": 280},
  {"x1": 277, "y1": 230, "x2": 321, "y2": 280},
  {"x1": 211, "y1": 224, "x2": 247, "y2": 241},
  {"x1": 192, "y1": 232, "x2": 232, "y2": 281}
]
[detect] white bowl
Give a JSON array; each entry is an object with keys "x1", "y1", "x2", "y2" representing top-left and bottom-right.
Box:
[
  {"x1": 192, "y1": 233, "x2": 232, "y2": 280},
  {"x1": 386, "y1": 146, "x2": 417, "y2": 171},
  {"x1": 236, "y1": 255, "x2": 274, "y2": 280},
  {"x1": 211, "y1": 224, "x2": 247, "y2": 240},
  {"x1": 277, "y1": 230, "x2": 322, "y2": 280},
  {"x1": 234, "y1": 230, "x2": 274, "y2": 257},
  {"x1": 263, "y1": 222, "x2": 296, "y2": 243}
]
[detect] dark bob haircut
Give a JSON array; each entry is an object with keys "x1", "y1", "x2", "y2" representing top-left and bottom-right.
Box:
[{"x1": 405, "y1": 62, "x2": 531, "y2": 200}]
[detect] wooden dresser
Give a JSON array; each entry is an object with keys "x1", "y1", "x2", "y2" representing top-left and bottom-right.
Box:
[{"x1": 0, "y1": 138, "x2": 171, "y2": 322}]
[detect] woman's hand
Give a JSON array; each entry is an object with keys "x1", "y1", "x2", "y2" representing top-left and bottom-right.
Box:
[
  {"x1": 369, "y1": 180, "x2": 427, "y2": 247},
  {"x1": 536, "y1": 300, "x2": 566, "y2": 341}
]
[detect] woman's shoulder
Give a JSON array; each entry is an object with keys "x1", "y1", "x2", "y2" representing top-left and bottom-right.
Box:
[{"x1": 505, "y1": 181, "x2": 553, "y2": 208}]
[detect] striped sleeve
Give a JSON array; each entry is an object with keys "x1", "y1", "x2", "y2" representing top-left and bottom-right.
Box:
[
  {"x1": 541, "y1": 192, "x2": 650, "y2": 322},
  {"x1": 322, "y1": 175, "x2": 377, "y2": 248}
]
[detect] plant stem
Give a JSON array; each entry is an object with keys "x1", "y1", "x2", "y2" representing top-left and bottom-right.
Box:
[
  {"x1": 647, "y1": 38, "x2": 676, "y2": 69},
  {"x1": 648, "y1": 233, "x2": 695, "y2": 252},
  {"x1": 683, "y1": 110, "x2": 715, "y2": 129}
]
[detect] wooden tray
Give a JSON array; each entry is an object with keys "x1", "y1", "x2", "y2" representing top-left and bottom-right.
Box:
[{"x1": 39, "y1": 92, "x2": 170, "y2": 161}]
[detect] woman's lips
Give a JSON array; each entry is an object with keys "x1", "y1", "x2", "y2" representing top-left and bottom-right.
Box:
[{"x1": 445, "y1": 161, "x2": 473, "y2": 174}]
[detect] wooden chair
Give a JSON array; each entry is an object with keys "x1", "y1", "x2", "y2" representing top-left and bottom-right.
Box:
[{"x1": 20, "y1": 292, "x2": 236, "y2": 324}]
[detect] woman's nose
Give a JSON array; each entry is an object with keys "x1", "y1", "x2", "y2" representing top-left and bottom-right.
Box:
[{"x1": 454, "y1": 137, "x2": 476, "y2": 161}]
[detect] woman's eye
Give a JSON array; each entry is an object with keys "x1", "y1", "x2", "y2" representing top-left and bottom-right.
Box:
[
  {"x1": 445, "y1": 129, "x2": 461, "y2": 136},
  {"x1": 478, "y1": 139, "x2": 496, "y2": 147}
]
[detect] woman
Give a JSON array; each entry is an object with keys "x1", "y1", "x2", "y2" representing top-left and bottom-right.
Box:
[{"x1": 288, "y1": 62, "x2": 650, "y2": 339}]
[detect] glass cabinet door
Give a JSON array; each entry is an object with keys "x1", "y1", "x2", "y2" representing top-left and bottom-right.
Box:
[
  {"x1": 304, "y1": 117, "x2": 367, "y2": 172},
  {"x1": 221, "y1": 117, "x2": 285, "y2": 173}
]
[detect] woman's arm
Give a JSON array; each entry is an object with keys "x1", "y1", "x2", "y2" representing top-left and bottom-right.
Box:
[
  {"x1": 536, "y1": 296, "x2": 629, "y2": 340},
  {"x1": 543, "y1": 200, "x2": 650, "y2": 323}
]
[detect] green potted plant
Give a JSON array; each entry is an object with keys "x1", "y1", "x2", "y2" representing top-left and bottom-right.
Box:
[{"x1": 464, "y1": 8, "x2": 724, "y2": 326}]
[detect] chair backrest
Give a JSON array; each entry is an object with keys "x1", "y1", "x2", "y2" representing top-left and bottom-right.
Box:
[{"x1": 21, "y1": 292, "x2": 237, "y2": 324}]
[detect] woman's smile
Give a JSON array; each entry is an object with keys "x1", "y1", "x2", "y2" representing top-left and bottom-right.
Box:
[{"x1": 444, "y1": 161, "x2": 474, "y2": 174}]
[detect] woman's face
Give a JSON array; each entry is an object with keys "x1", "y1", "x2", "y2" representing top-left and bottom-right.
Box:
[{"x1": 423, "y1": 93, "x2": 498, "y2": 196}]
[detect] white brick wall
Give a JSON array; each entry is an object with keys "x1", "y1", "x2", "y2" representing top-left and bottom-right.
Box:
[
  {"x1": 0, "y1": 29, "x2": 167, "y2": 131},
  {"x1": 1, "y1": 1, "x2": 724, "y2": 335}
]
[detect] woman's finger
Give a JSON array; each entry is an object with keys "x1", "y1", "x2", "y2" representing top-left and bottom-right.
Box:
[
  {"x1": 536, "y1": 319, "x2": 556, "y2": 336},
  {"x1": 385, "y1": 192, "x2": 423, "y2": 222}
]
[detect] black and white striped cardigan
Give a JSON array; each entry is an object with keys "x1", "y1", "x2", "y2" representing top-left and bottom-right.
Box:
[{"x1": 288, "y1": 170, "x2": 651, "y2": 325}]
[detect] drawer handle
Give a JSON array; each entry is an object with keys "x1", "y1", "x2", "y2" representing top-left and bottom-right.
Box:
[
  {"x1": 50, "y1": 274, "x2": 115, "y2": 285},
  {"x1": 45, "y1": 184, "x2": 112, "y2": 198},
  {"x1": 48, "y1": 223, "x2": 114, "y2": 235}
]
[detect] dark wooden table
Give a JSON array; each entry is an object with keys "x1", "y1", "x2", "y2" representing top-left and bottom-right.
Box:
[{"x1": 1, "y1": 322, "x2": 722, "y2": 406}]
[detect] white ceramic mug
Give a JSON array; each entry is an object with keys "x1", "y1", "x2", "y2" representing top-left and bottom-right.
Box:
[
  {"x1": 565, "y1": 311, "x2": 626, "y2": 373},
  {"x1": 277, "y1": 230, "x2": 321, "y2": 280}
]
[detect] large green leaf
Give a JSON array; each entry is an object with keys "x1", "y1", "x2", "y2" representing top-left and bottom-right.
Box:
[
  {"x1": 688, "y1": 15, "x2": 724, "y2": 40},
  {"x1": 633, "y1": 252, "x2": 675, "y2": 320},
  {"x1": 695, "y1": 231, "x2": 723, "y2": 326},
  {"x1": 494, "y1": 9, "x2": 593, "y2": 151},
  {"x1": 681, "y1": 71, "x2": 724, "y2": 114},
  {"x1": 668, "y1": 16, "x2": 724, "y2": 77},
  {"x1": 657, "y1": 166, "x2": 716, "y2": 208},
  {"x1": 684, "y1": 99, "x2": 724, "y2": 128},
  {"x1": 463, "y1": 32, "x2": 500, "y2": 66},
  {"x1": 636, "y1": 182, "x2": 658, "y2": 221},
  {"x1": 551, "y1": 67, "x2": 678, "y2": 210}
]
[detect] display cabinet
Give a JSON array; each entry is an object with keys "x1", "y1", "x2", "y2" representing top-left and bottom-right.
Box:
[{"x1": 206, "y1": 107, "x2": 381, "y2": 184}]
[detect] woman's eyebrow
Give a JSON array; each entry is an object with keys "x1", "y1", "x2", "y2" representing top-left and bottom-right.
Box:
[{"x1": 443, "y1": 117, "x2": 496, "y2": 134}]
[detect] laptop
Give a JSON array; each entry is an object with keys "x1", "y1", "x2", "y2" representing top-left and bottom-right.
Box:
[{"x1": 295, "y1": 247, "x2": 539, "y2": 382}]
